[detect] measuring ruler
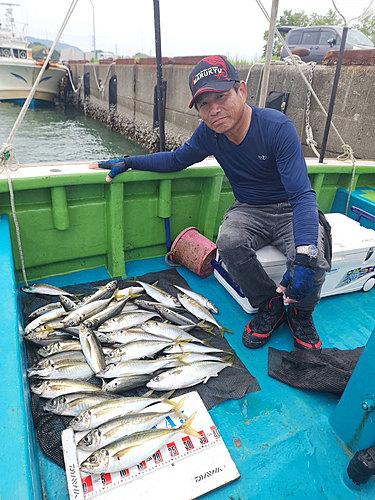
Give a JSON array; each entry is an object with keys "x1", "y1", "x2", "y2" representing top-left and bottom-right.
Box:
[{"x1": 63, "y1": 392, "x2": 240, "y2": 500}]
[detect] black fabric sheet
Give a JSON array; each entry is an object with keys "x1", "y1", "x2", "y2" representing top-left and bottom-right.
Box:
[
  {"x1": 268, "y1": 346, "x2": 364, "y2": 394},
  {"x1": 23, "y1": 268, "x2": 260, "y2": 468}
]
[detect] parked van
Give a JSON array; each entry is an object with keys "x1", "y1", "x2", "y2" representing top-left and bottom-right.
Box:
[{"x1": 279, "y1": 26, "x2": 375, "y2": 63}]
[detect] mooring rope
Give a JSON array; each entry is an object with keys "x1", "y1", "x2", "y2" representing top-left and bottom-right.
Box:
[{"x1": 0, "y1": 0, "x2": 79, "y2": 286}]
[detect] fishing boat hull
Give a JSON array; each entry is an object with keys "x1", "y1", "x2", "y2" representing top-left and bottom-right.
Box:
[
  {"x1": 0, "y1": 59, "x2": 66, "y2": 103},
  {"x1": 0, "y1": 159, "x2": 375, "y2": 499}
]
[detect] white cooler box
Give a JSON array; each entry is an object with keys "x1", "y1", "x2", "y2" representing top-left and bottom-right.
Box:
[{"x1": 214, "y1": 213, "x2": 375, "y2": 313}]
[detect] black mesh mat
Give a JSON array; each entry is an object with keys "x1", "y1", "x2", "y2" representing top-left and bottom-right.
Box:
[
  {"x1": 23, "y1": 268, "x2": 260, "y2": 468},
  {"x1": 268, "y1": 346, "x2": 364, "y2": 394}
]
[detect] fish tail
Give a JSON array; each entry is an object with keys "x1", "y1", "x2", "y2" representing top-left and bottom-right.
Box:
[
  {"x1": 221, "y1": 326, "x2": 233, "y2": 334},
  {"x1": 173, "y1": 397, "x2": 187, "y2": 421},
  {"x1": 222, "y1": 354, "x2": 242, "y2": 369},
  {"x1": 74, "y1": 293, "x2": 85, "y2": 298},
  {"x1": 144, "y1": 389, "x2": 154, "y2": 398},
  {"x1": 197, "y1": 320, "x2": 216, "y2": 335},
  {"x1": 164, "y1": 389, "x2": 176, "y2": 405},
  {"x1": 180, "y1": 412, "x2": 201, "y2": 439}
]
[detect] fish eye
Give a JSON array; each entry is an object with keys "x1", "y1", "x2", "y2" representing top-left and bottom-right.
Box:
[
  {"x1": 83, "y1": 436, "x2": 91, "y2": 443},
  {"x1": 89, "y1": 456, "x2": 97, "y2": 463},
  {"x1": 153, "y1": 376, "x2": 160, "y2": 382}
]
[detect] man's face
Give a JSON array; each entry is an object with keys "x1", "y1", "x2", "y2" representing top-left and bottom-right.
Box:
[{"x1": 195, "y1": 83, "x2": 247, "y2": 135}]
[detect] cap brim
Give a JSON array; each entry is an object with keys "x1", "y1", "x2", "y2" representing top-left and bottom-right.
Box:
[{"x1": 189, "y1": 80, "x2": 236, "y2": 109}]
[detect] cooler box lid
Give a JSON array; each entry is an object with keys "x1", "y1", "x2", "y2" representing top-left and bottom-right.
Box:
[{"x1": 326, "y1": 213, "x2": 375, "y2": 256}]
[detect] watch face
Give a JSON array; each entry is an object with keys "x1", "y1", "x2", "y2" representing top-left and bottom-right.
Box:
[{"x1": 308, "y1": 245, "x2": 318, "y2": 258}]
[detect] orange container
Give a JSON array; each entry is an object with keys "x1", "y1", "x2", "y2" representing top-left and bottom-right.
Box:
[{"x1": 166, "y1": 227, "x2": 217, "y2": 278}]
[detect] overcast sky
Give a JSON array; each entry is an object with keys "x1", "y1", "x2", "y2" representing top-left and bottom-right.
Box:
[{"x1": 4, "y1": 0, "x2": 373, "y2": 60}]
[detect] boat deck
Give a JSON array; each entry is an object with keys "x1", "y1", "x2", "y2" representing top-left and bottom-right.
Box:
[{"x1": 3, "y1": 248, "x2": 374, "y2": 499}]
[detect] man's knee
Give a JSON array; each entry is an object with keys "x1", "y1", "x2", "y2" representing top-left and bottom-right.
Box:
[{"x1": 217, "y1": 230, "x2": 255, "y2": 262}]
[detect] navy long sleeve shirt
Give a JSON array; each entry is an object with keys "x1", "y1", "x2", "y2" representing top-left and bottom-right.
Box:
[{"x1": 99, "y1": 106, "x2": 318, "y2": 247}]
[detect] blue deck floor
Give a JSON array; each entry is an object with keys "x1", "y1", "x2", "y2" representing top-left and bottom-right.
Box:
[{"x1": 23, "y1": 256, "x2": 375, "y2": 500}]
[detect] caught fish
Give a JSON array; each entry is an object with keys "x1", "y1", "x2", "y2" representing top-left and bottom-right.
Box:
[
  {"x1": 43, "y1": 391, "x2": 119, "y2": 416},
  {"x1": 83, "y1": 298, "x2": 128, "y2": 329},
  {"x1": 174, "y1": 285, "x2": 219, "y2": 314},
  {"x1": 69, "y1": 390, "x2": 175, "y2": 431},
  {"x1": 28, "y1": 350, "x2": 86, "y2": 372},
  {"x1": 158, "y1": 352, "x2": 229, "y2": 366},
  {"x1": 101, "y1": 329, "x2": 168, "y2": 347},
  {"x1": 81, "y1": 280, "x2": 118, "y2": 305},
  {"x1": 25, "y1": 307, "x2": 67, "y2": 335},
  {"x1": 163, "y1": 342, "x2": 231, "y2": 355},
  {"x1": 62, "y1": 297, "x2": 114, "y2": 327},
  {"x1": 117, "y1": 286, "x2": 144, "y2": 300},
  {"x1": 28, "y1": 359, "x2": 95, "y2": 380},
  {"x1": 59, "y1": 295, "x2": 80, "y2": 312},
  {"x1": 177, "y1": 293, "x2": 228, "y2": 335},
  {"x1": 106, "y1": 338, "x2": 178, "y2": 364},
  {"x1": 136, "y1": 281, "x2": 180, "y2": 308},
  {"x1": 80, "y1": 412, "x2": 200, "y2": 474},
  {"x1": 154, "y1": 304, "x2": 197, "y2": 326},
  {"x1": 77, "y1": 397, "x2": 186, "y2": 451},
  {"x1": 79, "y1": 323, "x2": 106, "y2": 374},
  {"x1": 133, "y1": 299, "x2": 163, "y2": 311},
  {"x1": 96, "y1": 358, "x2": 174, "y2": 379},
  {"x1": 101, "y1": 374, "x2": 152, "y2": 393},
  {"x1": 147, "y1": 360, "x2": 232, "y2": 391},
  {"x1": 28, "y1": 302, "x2": 61, "y2": 320},
  {"x1": 97, "y1": 310, "x2": 160, "y2": 333},
  {"x1": 21, "y1": 283, "x2": 76, "y2": 297},
  {"x1": 25, "y1": 331, "x2": 72, "y2": 346},
  {"x1": 29, "y1": 378, "x2": 101, "y2": 398},
  {"x1": 37, "y1": 339, "x2": 82, "y2": 357},
  {"x1": 141, "y1": 320, "x2": 207, "y2": 344}
]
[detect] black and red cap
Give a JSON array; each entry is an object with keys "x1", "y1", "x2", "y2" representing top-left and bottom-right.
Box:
[{"x1": 189, "y1": 55, "x2": 240, "y2": 109}]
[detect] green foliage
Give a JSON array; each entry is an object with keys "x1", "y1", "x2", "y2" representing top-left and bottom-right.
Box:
[
  {"x1": 133, "y1": 52, "x2": 149, "y2": 58},
  {"x1": 262, "y1": 8, "x2": 374, "y2": 59},
  {"x1": 29, "y1": 42, "x2": 60, "y2": 61}
]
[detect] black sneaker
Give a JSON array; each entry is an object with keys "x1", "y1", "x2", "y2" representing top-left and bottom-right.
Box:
[
  {"x1": 287, "y1": 307, "x2": 322, "y2": 351},
  {"x1": 243, "y1": 292, "x2": 286, "y2": 349}
]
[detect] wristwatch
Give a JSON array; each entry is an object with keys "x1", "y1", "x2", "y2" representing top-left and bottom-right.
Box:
[{"x1": 296, "y1": 244, "x2": 318, "y2": 259}]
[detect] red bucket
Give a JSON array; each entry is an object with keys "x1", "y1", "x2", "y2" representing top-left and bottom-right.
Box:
[{"x1": 166, "y1": 227, "x2": 217, "y2": 278}]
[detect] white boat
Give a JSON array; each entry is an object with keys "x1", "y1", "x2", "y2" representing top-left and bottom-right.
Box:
[{"x1": 0, "y1": 4, "x2": 66, "y2": 104}]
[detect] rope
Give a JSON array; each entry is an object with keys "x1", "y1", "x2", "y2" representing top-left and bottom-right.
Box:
[
  {"x1": 0, "y1": 0, "x2": 79, "y2": 287},
  {"x1": 60, "y1": 64, "x2": 82, "y2": 93},
  {"x1": 304, "y1": 62, "x2": 320, "y2": 158},
  {"x1": 4, "y1": 166, "x2": 29, "y2": 287},
  {"x1": 92, "y1": 62, "x2": 116, "y2": 96}
]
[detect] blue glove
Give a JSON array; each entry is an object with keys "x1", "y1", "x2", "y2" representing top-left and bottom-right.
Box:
[
  {"x1": 108, "y1": 164, "x2": 128, "y2": 179},
  {"x1": 280, "y1": 254, "x2": 315, "y2": 301}
]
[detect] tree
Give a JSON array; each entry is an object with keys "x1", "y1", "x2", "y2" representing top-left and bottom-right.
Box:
[
  {"x1": 29, "y1": 43, "x2": 60, "y2": 61},
  {"x1": 262, "y1": 8, "x2": 375, "y2": 59}
]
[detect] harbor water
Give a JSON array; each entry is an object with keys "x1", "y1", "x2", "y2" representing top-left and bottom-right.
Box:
[{"x1": 0, "y1": 101, "x2": 148, "y2": 164}]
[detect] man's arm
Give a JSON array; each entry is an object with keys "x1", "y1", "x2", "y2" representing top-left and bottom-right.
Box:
[{"x1": 89, "y1": 124, "x2": 212, "y2": 182}]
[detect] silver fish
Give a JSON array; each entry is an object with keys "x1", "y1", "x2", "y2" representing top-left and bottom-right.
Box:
[
  {"x1": 101, "y1": 329, "x2": 168, "y2": 347},
  {"x1": 29, "y1": 378, "x2": 101, "y2": 398},
  {"x1": 83, "y1": 298, "x2": 128, "y2": 329},
  {"x1": 28, "y1": 302, "x2": 61, "y2": 320},
  {"x1": 101, "y1": 374, "x2": 152, "y2": 393},
  {"x1": 174, "y1": 285, "x2": 219, "y2": 314},
  {"x1": 136, "y1": 281, "x2": 180, "y2": 308},
  {"x1": 43, "y1": 391, "x2": 119, "y2": 416},
  {"x1": 79, "y1": 323, "x2": 106, "y2": 374},
  {"x1": 28, "y1": 360, "x2": 95, "y2": 380},
  {"x1": 81, "y1": 280, "x2": 118, "y2": 305},
  {"x1": 59, "y1": 295, "x2": 80, "y2": 312},
  {"x1": 25, "y1": 307, "x2": 67, "y2": 335},
  {"x1": 147, "y1": 360, "x2": 232, "y2": 391},
  {"x1": 154, "y1": 304, "x2": 197, "y2": 326},
  {"x1": 164, "y1": 342, "x2": 230, "y2": 355},
  {"x1": 80, "y1": 412, "x2": 200, "y2": 474},
  {"x1": 62, "y1": 297, "x2": 114, "y2": 327},
  {"x1": 106, "y1": 338, "x2": 176, "y2": 363},
  {"x1": 77, "y1": 397, "x2": 186, "y2": 451},
  {"x1": 117, "y1": 286, "x2": 144, "y2": 300},
  {"x1": 97, "y1": 358, "x2": 174, "y2": 378},
  {"x1": 177, "y1": 293, "x2": 225, "y2": 334},
  {"x1": 159, "y1": 352, "x2": 227, "y2": 365},
  {"x1": 28, "y1": 350, "x2": 86, "y2": 372},
  {"x1": 37, "y1": 339, "x2": 82, "y2": 357},
  {"x1": 141, "y1": 320, "x2": 206, "y2": 344},
  {"x1": 21, "y1": 283, "x2": 75, "y2": 297},
  {"x1": 69, "y1": 391, "x2": 175, "y2": 431},
  {"x1": 97, "y1": 310, "x2": 160, "y2": 333},
  {"x1": 25, "y1": 331, "x2": 72, "y2": 345}
]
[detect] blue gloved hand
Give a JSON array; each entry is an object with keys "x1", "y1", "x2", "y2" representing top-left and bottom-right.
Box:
[
  {"x1": 280, "y1": 253, "x2": 315, "y2": 302},
  {"x1": 108, "y1": 164, "x2": 128, "y2": 179}
]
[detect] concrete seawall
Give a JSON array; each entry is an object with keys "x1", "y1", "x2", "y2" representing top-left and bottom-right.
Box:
[{"x1": 67, "y1": 60, "x2": 375, "y2": 159}]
